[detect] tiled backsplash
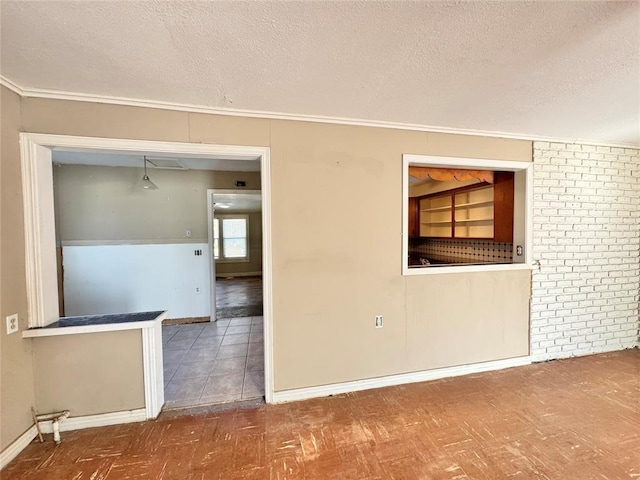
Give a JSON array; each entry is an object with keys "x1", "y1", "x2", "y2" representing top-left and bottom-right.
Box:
[{"x1": 410, "y1": 238, "x2": 513, "y2": 263}]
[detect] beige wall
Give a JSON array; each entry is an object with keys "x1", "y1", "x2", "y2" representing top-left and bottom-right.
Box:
[
  {"x1": 15, "y1": 97, "x2": 532, "y2": 405},
  {"x1": 216, "y1": 211, "x2": 263, "y2": 276},
  {"x1": 54, "y1": 164, "x2": 260, "y2": 243},
  {"x1": 267, "y1": 120, "x2": 531, "y2": 389},
  {"x1": 32, "y1": 330, "x2": 145, "y2": 416},
  {"x1": 0, "y1": 86, "x2": 37, "y2": 451}
]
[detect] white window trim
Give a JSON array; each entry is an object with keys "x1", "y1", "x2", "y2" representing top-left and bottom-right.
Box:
[
  {"x1": 402, "y1": 154, "x2": 534, "y2": 276},
  {"x1": 214, "y1": 214, "x2": 251, "y2": 263}
]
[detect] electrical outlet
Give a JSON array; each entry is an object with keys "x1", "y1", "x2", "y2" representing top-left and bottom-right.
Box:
[
  {"x1": 375, "y1": 315, "x2": 383, "y2": 328},
  {"x1": 6, "y1": 314, "x2": 18, "y2": 335},
  {"x1": 195, "y1": 286, "x2": 201, "y2": 294}
]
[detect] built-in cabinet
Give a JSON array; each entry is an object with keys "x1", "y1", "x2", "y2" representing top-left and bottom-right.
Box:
[
  {"x1": 415, "y1": 172, "x2": 514, "y2": 242},
  {"x1": 408, "y1": 197, "x2": 419, "y2": 238}
]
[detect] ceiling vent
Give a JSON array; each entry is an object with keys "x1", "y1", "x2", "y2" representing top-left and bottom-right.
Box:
[{"x1": 145, "y1": 157, "x2": 187, "y2": 170}]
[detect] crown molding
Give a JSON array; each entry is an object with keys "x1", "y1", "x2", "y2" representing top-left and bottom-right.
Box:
[
  {"x1": 0, "y1": 74, "x2": 24, "y2": 95},
  {"x1": 2, "y1": 75, "x2": 638, "y2": 149}
]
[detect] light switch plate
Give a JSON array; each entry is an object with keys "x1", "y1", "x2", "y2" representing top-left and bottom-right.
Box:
[{"x1": 6, "y1": 314, "x2": 19, "y2": 334}]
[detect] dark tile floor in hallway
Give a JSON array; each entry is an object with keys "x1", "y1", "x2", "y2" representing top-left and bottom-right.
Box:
[
  {"x1": 162, "y1": 317, "x2": 264, "y2": 409},
  {"x1": 4, "y1": 350, "x2": 639, "y2": 479}
]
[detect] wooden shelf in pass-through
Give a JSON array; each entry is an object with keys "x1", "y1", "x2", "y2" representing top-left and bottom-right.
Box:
[{"x1": 454, "y1": 218, "x2": 493, "y2": 223}]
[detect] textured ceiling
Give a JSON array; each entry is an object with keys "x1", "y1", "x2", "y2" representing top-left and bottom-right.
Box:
[
  {"x1": 213, "y1": 193, "x2": 262, "y2": 213},
  {"x1": 1, "y1": 1, "x2": 639, "y2": 145}
]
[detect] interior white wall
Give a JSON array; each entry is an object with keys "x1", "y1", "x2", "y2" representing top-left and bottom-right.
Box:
[{"x1": 63, "y1": 244, "x2": 211, "y2": 319}]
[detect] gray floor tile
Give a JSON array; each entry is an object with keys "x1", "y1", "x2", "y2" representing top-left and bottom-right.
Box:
[
  {"x1": 163, "y1": 315, "x2": 265, "y2": 408},
  {"x1": 226, "y1": 325, "x2": 251, "y2": 335},
  {"x1": 249, "y1": 332, "x2": 263, "y2": 344},
  {"x1": 163, "y1": 364, "x2": 179, "y2": 385},
  {"x1": 203, "y1": 373, "x2": 244, "y2": 397},
  {"x1": 180, "y1": 323, "x2": 207, "y2": 332},
  {"x1": 162, "y1": 331, "x2": 177, "y2": 342},
  {"x1": 192, "y1": 335, "x2": 224, "y2": 348},
  {"x1": 243, "y1": 372, "x2": 264, "y2": 398},
  {"x1": 163, "y1": 325, "x2": 180, "y2": 335},
  {"x1": 173, "y1": 360, "x2": 216, "y2": 379},
  {"x1": 246, "y1": 355, "x2": 264, "y2": 372},
  {"x1": 216, "y1": 343, "x2": 249, "y2": 359},
  {"x1": 165, "y1": 338, "x2": 197, "y2": 351},
  {"x1": 164, "y1": 349, "x2": 188, "y2": 365},
  {"x1": 211, "y1": 357, "x2": 246, "y2": 376},
  {"x1": 171, "y1": 331, "x2": 202, "y2": 342},
  {"x1": 198, "y1": 325, "x2": 227, "y2": 337},
  {"x1": 165, "y1": 398, "x2": 206, "y2": 409},
  {"x1": 221, "y1": 334, "x2": 250, "y2": 346},
  {"x1": 183, "y1": 347, "x2": 219, "y2": 362},
  {"x1": 165, "y1": 376, "x2": 207, "y2": 401},
  {"x1": 199, "y1": 392, "x2": 242, "y2": 405},
  {"x1": 228, "y1": 317, "x2": 252, "y2": 326},
  {"x1": 248, "y1": 343, "x2": 264, "y2": 356},
  {"x1": 242, "y1": 384, "x2": 263, "y2": 399}
]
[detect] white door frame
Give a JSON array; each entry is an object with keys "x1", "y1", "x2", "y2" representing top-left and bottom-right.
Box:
[
  {"x1": 19, "y1": 133, "x2": 275, "y2": 404},
  {"x1": 207, "y1": 189, "x2": 262, "y2": 323},
  {"x1": 207, "y1": 190, "x2": 217, "y2": 323}
]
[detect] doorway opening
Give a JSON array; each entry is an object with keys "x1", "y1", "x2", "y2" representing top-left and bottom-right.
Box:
[
  {"x1": 207, "y1": 189, "x2": 263, "y2": 321},
  {"x1": 161, "y1": 189, "x2": 265, "y2": 408},
  {"x1": 20, "y1": 133, "x2": 274, "y2": 411}
]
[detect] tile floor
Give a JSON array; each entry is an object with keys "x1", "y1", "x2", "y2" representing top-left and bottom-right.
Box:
[{"x1": 162, "y1": 317, "x2": 264, "y2": 408}]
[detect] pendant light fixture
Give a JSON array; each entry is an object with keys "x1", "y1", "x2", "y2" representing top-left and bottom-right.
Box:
[{"x1": 139, "y1": 156, "x2": 158, "y2": 190}]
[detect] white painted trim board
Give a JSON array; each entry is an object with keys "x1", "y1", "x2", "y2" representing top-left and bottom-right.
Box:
[
  {"x1": 273, "y1": 356, "x2": 532, "y2": 403},
  {"x1": 0, "y1": 74, "x2": 24, "y2": 95},
  {"x1": 142, "y1": 323, "x2": 164, "y2": 419},
  {"x1": 216, "y1": 271, "x2": 263, "y2": 278},
  {"x1": 38, "y1": 409, "x2": 147, "y2": 434},
  {"x1": 0, "y1": 426, "x2": 38, "y2": 471},
  {"x1": 401, "y1": 154, "x2": 534, "y2": 276},
  {"x1": 19, "y1": 133, "x2": 274, "y2": 406},
  {"x1": 0, "y1": 408, "x2": 147, "y2": 471}
]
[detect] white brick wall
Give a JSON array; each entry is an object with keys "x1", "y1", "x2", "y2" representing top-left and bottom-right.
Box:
[{"x1": 530, "y1": 142, "x2": 640, "y2": 361}]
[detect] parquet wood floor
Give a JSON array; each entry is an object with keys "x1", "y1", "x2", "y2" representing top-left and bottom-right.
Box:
[{"x1": 3, "y1": 349, "x2": 638, "y2": 479}]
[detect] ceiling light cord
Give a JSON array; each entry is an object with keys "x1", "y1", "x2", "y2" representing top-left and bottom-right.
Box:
[{"x1": 140, "y1": 156, "x2": 159, "y2": 190}]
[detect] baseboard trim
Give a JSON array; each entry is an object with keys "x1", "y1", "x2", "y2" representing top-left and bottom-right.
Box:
[
  {"x1": 273, "y1": 355, "x2": 532, "y2": 404},
  {"x1": 216, "y1": 271, "x2": 262, "y2": 278},
  {"x1": 38, "y1": 408, "x2": 147, "y2": 434},
  {"x1": 0, "y1": 426, "x2": 38, "y2": 470},
  {"x1": 0, "y1": 408, "x2": 148, "y2": 469},
  {"x1": 530, "y1": 343, "x2": 638, "y2": 363}
]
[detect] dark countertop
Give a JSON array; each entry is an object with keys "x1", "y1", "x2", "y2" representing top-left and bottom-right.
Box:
[
  {"x1": 409, "y1": 255, "x2": 509, "y2": 267},
  {"x1": 43, "y1": 311, "x2": 165, "y2": 329}
]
